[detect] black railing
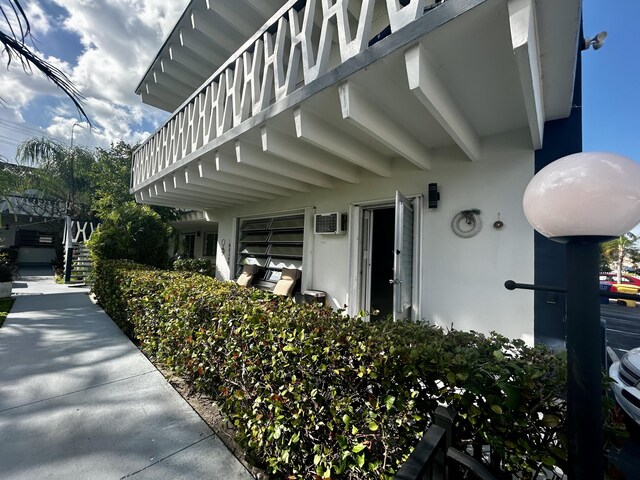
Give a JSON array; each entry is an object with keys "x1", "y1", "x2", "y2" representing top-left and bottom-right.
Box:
[
  {"x1": 504, "y1": 280, "x2": 640, "y2": 301},
  {"x1": 394, "y1": 407, "x2": 496, "y2": 480}
]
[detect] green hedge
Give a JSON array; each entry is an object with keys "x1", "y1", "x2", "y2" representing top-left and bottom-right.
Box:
[{"x1": 93, "y1": 260, "x2": 569, "y2": 478}]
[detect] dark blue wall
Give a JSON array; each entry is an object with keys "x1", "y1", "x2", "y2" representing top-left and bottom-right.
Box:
[{"x1": 533, "y1": 48, "x2": 583, "y2": 348}]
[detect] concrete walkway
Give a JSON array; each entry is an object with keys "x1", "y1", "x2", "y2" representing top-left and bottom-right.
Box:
[{"x1": 0, "y1": 267, "x2": 253, "y2": 480}]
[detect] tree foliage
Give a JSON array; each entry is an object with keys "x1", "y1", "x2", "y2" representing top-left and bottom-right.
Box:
[
  {"x1": 87, "y1": 203, "x2": 172, "y2": 268},
  {"x1": 1, "y1": 0, "x2": 89, "y2": 122},
  {"x1": 601, "y1": 232, "x2": 640, "y2": 279},
  {"x1": 16, "y1": 137, "x2": 95, "y2": 217},
  {"x1": 90, "y1": 141, "x2": 136, "y2": 218}
]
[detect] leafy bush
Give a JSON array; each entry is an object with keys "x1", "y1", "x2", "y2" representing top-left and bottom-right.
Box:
[
  {"x1": 86, "y1": 202, "x2": 173, "y2": 268},
  {"x1": 93, "y1": 260, "x2": 571, "y2": 478},
  {"x1": 0, "y1": 250, "x2": 17, "y2": 282},
  {"x1": 0, "y1": 247, "x2": 18, "y2": 264},
  {"x1": 173, "y1": 257, "x2": 215, "y2": 277}
]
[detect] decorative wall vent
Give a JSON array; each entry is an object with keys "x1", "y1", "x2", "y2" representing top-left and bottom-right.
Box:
[{"x1": 314, "y1": 213, "x2": 347, "y2": 235}]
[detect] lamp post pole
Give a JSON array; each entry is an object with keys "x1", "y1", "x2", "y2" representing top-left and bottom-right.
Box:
[
  {"x1": 521, "y1": 152, "x2": 640, "y2": 479},
  {"x1": 565, "y1": 239, "x2": 604, "y2": 477},
  {"x1": 63, "y1": 122, "x2": 83, "y2": 283}
]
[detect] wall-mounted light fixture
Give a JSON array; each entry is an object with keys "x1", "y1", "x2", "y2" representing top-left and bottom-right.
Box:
[
  {"x1": 582, "y1": 31, "x2": 607, "y2": 51},
  {"x1": 428, "y1": 183, "x2": 439, "y2": 209}
]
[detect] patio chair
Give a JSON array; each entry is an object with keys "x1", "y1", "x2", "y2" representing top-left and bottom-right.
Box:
[
  {"x1": 236, "y1": 264, "x2": 259, "y2": 287},
  {"x1": 273, "y1": 267, "x2": 300, "y2": 296}
]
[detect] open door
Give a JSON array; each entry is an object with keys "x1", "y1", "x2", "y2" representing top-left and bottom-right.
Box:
[{"x1": 392, "y1": 191, "x2": 414, "y2": 320}]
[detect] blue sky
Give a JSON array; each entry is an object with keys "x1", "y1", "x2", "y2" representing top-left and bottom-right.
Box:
[
  {"x1": 0, "y1": 0, "x2": 637, "y2": 167},
  {"x1": 583, "y1": 0, "x2": 640, "y2": 162}
]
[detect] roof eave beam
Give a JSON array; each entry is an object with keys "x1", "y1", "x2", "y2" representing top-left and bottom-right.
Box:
[
  {"x1": 338, "y1": 81, "x2": 431, "y2": 170},
  {"x1": 294, "y1": 107, "x2": 391, "y2": 177},
  {"x1": 235, "y1": 140, "x2": 334, "y2": 189},
  {"x1": 262, "y1": 126, "x2": 360, "y2": 184},
  {"x1": 139, "y1": 92, "x2": 175, "y2": 112},
  {"x1": 179, "y1": 29, "x2": 228, "y2": 66},
  {"x1": 145, "y1": 82, "x2": 185, "y2": 109},
  {"x1": 157, "y1": 180, "x2": 241, "y2": 206},
  {"x1": 169, "y1": 44, "x2": 216, "y2": 77},
  {"x1": 191, "y1": 10, "x2": 242, "y2": 54},
  {"x1": 138, "y1": 188, "x2": 217, "y2": 210},
  {"x1": 160, "y1": 59, "x2": 206, "y2": 90},
  {"x1": 152, "y1": 72, "x2": 194, "y2": 99},
  {"x1": 179, "y1": 168, "x2": 277, "y2": 200},
  {"x1": 508, "y1": 0, "x2": 545, "y2": 149},
  {"x1": 405, "y1": 43, "x2": 481, "y2": 162},
  {"x1": 198, "y1": 156, "x2": 295, "y2": 196}
]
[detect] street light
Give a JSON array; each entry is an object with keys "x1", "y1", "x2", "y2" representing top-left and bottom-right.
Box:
[
  {"x1": 63, "y1": 121, "x2": 85, "y2": 283},
  {"x1": 522, "y1": 152, "x2": 640, "y2": 479}
]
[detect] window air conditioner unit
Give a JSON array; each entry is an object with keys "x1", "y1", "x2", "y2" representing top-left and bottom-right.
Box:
[{"x1": 314, "y1": 212, "x2": 346, "y2": 235}]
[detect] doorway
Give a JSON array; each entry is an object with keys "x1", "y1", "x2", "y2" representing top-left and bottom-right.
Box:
[
  {"x1": 358, "y1": 192, "x2": 419, "y2": 321},
  {"x1": 368, "y1": 207, "x2": 394, "y2": 320}
]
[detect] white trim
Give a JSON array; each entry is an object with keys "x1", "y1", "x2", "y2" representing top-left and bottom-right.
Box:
[
  {"x1": 302, "y1": 207, "x2": 316, "y2": 292},
  {"x1": 228, "y1": 218, "x2": 238, "y2": 280},
  {"x1": 347, "y1": 203, "x2": 362, "y2": 317},
  {"x1": 412, "y1": 195, "x2": 423, "y2": 321}
]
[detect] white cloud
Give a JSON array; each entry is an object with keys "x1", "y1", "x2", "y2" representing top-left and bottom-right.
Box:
[
  {"x1": 0, "y1": 0, "x2": 188, "y2": 154},
  {"x1": 25, "y1": 2, "x2": 52, "y2": 35}
]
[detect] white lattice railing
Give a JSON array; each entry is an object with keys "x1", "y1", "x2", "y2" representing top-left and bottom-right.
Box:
[
  {"x1": 132, "y1": 0, "x2": 439, "y2": 189},
  {"x1": 63, "y1": 220, "x2": 97, "y2": 245}
]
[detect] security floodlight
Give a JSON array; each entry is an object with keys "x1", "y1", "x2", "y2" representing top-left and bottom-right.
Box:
[{"x1": 584, "y1": 31, "x2": 607, "y2": 51}]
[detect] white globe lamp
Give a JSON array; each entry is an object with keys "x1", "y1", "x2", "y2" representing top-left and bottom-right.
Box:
[{"x1": 523, "y1": 152, "x2": 640, "y2": 241}]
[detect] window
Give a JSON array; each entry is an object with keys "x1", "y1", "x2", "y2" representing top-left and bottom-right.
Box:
[
  {"x1": 236, "y1": 213, "x2": 304, "y2": 290},
  {"x1": 203, "y1": 232, "x2": 217, "y2": 257},
  {"x1": 15, "y1": 229, "x2": 56, "y2": 247},
  {"x1": 182, "y1": 233, "x2": 195, "y2": 258}
]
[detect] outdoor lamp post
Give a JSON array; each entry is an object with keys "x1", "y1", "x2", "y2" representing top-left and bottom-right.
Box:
[
  {"x1": 522, "y1": 152, "x2": 640, "y2": 479},
  {"x1": 63, "y1": 122, "x2": 85, "y2": 283}
]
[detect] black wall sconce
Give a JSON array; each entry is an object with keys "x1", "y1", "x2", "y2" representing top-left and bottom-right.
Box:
[{"x1": 428, "y1": 183, "x2": 440, "y2": 209}]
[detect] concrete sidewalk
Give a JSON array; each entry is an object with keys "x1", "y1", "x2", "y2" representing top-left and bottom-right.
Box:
[{"x1": 0, "y1": 268, "x2": 253, "y2": 480}]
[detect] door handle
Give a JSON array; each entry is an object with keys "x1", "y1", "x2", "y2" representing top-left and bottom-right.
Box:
[{"x1": 389, "y1": 279, "x2": 402, "y2": 285}]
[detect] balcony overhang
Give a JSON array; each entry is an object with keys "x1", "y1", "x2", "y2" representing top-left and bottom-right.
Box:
[
  {"x1": 136, "y1": 0, "x2": 287, "y2": 112},
  {"x1": 132, "y1": 0, "x2": 582, "y2": 211},
  {"x1": 170, "y1": 210, "x2": 218, "y2": 232}
]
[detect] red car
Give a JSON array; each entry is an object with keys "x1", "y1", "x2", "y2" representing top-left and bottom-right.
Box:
[{"x1": 599, "y1": 273, "x2": 640, "y2": 292}]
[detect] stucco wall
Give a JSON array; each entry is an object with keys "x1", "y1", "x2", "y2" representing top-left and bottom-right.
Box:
[{"x1": 213, "y1": 128, "x2": 535, "y2": 342}]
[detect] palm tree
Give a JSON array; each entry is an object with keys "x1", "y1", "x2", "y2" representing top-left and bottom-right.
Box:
[
  {"x1": 1, "y1": 0, "x2": 89, "y2": 123},
  {"x1": 16, "y1": 137, "x2": 95, "y2": 217},
  {"x1": 0, "y1": 158, "x2": 20, "y2": 226},
  {"x1": 601, "y1": 232, "x2": 640, "y2": 282}
]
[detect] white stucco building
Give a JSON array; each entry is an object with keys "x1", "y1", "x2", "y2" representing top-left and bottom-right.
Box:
[{"x1": 131, "y1": 0, "x2": 584, "y2": 345}]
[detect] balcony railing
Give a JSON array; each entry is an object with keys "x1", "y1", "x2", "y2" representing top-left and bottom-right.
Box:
[
  {"x1": 132, "y1": 0, "x2": 443, "y2": 190},
  {"x1": 0, "y1": 195, "x2": 66, "y2": 218}
]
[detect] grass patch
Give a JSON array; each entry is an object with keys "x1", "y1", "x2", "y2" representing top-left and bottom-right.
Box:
[{"x1": 0, "y1": 297, "x2": 14, "y2": 328}]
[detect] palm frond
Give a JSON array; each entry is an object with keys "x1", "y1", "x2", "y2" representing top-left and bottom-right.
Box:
[{"x1": 0, "y1": 1, "x2": 91, "y2": 125}]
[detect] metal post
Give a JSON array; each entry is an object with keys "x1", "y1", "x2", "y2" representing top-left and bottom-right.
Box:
[
  {"x1": 63, "y1": 216, "x2": 73, "y2": 283},
  {"x1": 565, "y1": 240, "x2": 603, "y2": 479}
]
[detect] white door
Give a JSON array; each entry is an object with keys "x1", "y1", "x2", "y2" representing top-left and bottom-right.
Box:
[{"x1": 393, "y1": 191, "x2": 414, "y2": 320}]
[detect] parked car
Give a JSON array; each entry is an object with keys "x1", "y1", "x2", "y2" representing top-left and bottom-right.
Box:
[
  {"x1": 610, "y1": 347, "x2": 640, "y2": 425},
  {"x1": 599, "y1": 273, "x2": 640, "y2": 293}
]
